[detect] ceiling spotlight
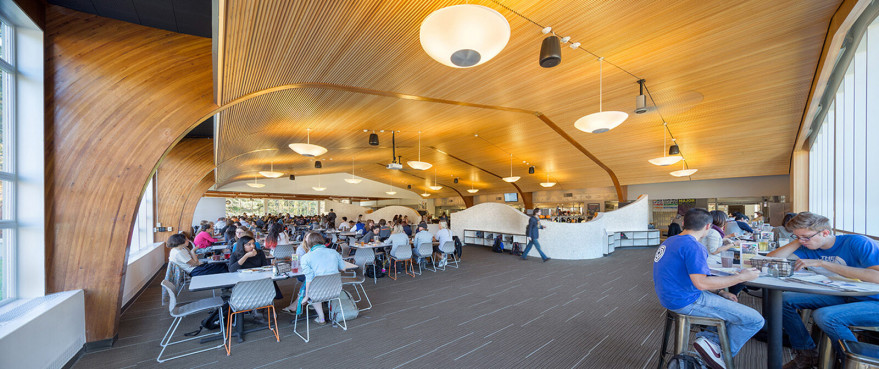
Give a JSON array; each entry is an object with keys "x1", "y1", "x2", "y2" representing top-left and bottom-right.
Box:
[
  {"x1": 454, "y1": 178, "x2": 459, "y2": 184},
  {"x1": 635, "y1": 79, "x2": 648, "y2": 114},
  {"x1": 420, "y1": 4, "x2": 511, "y2": 68},
  {"x1": 289, "y1": 128, "x2": 328, "y2": 157},
  {"x1": 569, "y1": 42, "x2": 580, "y2": 49},
  {"x1": 539, "y1": 35, "x2": 561, "y2": 68},
  {"x1": 574, "y1": 58, "x2": 628, "y2": 134},
  {"x1": 560, "y1": 36, "x2": 571, "y2": 43},
  {"x1": 368, "y1": 131, "x2": 379, "y2": 146},
  {"x1": 289, "y1": 174, "x2": 295, "y2": 181},
  {"x1": 314, "y1": 161, "x2": 322, "y2": 169},
  {"x1": 528, "y1": 166, "x2": 535, "y2": 174},
  {"x1": 669, "y1": 144, "x2": 681, "y2": 155}
]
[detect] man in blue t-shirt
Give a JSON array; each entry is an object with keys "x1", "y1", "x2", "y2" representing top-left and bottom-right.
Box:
[
  {"x1": 654, "y1": 208, "x2": 763, "y2": 368},
  {"x1": 768, "y1": 212, "x2": 879, "y2": 369}
]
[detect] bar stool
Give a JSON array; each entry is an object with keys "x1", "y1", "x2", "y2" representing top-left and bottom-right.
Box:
[
  {"x1": 658, "y1": 310, "x2": 735, "y2": 369},
  {"x1": 818, "y1": 326, "x2": 879, "y2": 369},
  {"x1": 839, "y1": 340, "x2": 879, "y2": 369}
]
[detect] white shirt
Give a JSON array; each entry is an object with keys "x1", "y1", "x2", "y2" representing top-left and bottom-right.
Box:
[
  {"x1": 388, "y1": 233, "x2": 409, "y2": 258},
  {"x1": 338, "y1": 222, "x2": 351, "y2": 232},
  {"x1": 169, "y1": 247, "x2": 196, "y2": 274},
  {"x1": 435, "y1": 229, "x2": 453, "y2": 249}
]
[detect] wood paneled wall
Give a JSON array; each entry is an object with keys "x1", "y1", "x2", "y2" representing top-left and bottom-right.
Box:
[
  {"x1": 45, "y1": 6, "x2": 217, "y2": 343},
  {"x1": 154, "y1": 138, "x2": 214, "y2": 243},
  {"x1": 182, "y1": 170, "x2": 218, "y2": 236}
]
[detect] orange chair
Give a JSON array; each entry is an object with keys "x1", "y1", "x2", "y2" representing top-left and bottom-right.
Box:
[
  {"x1": 388, "y1": 244, "x2": 415, "y2": 280},
  {"x1": 224, "y1": 278, "x2": 280, "y2": 355}
]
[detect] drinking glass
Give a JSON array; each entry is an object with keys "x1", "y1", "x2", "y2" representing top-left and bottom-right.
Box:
[{"x1": 721, "y1": 251, "x2": 735, "y2": 268}]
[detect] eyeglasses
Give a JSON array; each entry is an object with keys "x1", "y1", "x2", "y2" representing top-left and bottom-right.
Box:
[{"x1": 795, "y1": 231, "x2": 823, "y2": 242}]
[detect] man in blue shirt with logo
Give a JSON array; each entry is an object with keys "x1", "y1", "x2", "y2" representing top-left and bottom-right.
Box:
[
  {"x1": 654, "y1": 208, "x2": 763, "y2": 369},
  {"x1": 768, "y1": 212, "x2": 879, "y2": 369}
]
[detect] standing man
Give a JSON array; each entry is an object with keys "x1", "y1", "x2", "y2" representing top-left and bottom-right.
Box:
[
  {"x1": 326, "y1": 209, "x2": 337, "y2": 229},
  {"x1": 767, "y1": 212, "x2": 879, "y2": 369},
  {"x1": 522, "y1": 208, "x2": 550, "y2": 262},
  {"x1": 653, "y1": 208, "x2": 763, "y2": 369}
]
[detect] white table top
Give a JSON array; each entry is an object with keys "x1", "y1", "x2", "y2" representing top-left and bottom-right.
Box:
[
  {"x1": 350, "y1": 243, "x2": 391, "y2": 249},
  {"x1": 189, "y1": 261, "x2": 359, "y2": 291},
  {"x1": 710, "y1": 266, "x2": 879, "y2": 296}
]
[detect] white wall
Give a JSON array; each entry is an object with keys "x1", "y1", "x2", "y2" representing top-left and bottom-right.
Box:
[
  {"x1": 122, "y1": 242, "x2": 165, "y2": 306},
  {"x1": 324, "y1": 200, "x2": 422, "y2": 227},
  {"x1": 0, "y1": 290, "x2": 85, "y2": 369},
  {"x1": 627, "y1": 175, "x2": 790, "y2": 201},
  {"x1": 192, "y1": 197, "x2": 227, "y2": 226}
]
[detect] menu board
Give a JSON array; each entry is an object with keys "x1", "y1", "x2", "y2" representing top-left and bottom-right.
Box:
[{"x1": 740, "y1": 242, "x2": 759, "y2": 266}]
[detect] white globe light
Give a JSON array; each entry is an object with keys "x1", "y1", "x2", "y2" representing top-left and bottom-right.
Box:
[
  {"x1": 670, "y1": 169, "x2": 698, "y2": 177},
  {"x1": 407, "y1": 160, "x2": 433, "y2": 170},
  {"x1": 574, "y1": 111, "x2": 628, "y2": 134},
  {"x1": 467, "y1": 189, "x2": 479, "y2": 193},
  {"x1": 420, "y1": 5, "x2": 511, "y2": 68},
  {"x1": 648, "y1": 155, "x2": 683, "y2": 166}
]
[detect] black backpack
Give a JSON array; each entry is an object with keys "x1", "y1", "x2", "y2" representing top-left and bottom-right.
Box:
[
  {"x1": 453, "y1": 236, "x2": 463, "y2": 258},
  {"x1": 491, "y1": 235, "x2": 504, "y2": 253},
  {"x1": 666, "y1": 352, "x2": 709, "y2": 369},
  {"x1": 511, "y1": 242, "x2": 522, "y2": 256},
  {"x1": 184, "y1": 302, "x2": 228, "y2": 337},
  {"x1": 365, "y1": 264, "x2": 386, "y2": 278}
]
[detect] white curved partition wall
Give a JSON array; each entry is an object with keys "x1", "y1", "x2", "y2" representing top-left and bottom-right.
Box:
[
  {"x1": 323, "y1": 200, "x2": 421, "y2": 227},
  {"x1": 450, "y1": 195, "x2": 650, "y2": 260}
]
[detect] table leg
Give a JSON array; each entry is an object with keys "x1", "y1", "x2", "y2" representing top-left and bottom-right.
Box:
[{"x1": 767, "y1": 289, "x2": 783, "y2": 369}]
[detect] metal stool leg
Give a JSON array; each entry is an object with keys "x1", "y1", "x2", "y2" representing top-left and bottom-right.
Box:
[
  {"x1": 674, "y1": 315, "x2": 691, "y2": 356},
  {"x1": 818, "y1": 332, "x2": 834, "y2": 369},
  {"x1": 658, "y1": 311, "x2": 675, "y2": 369},
  {"x1": 716, "y1": 320, "x2": 735, "y2": 369}
]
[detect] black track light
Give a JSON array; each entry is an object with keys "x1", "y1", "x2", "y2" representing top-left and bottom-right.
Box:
[
  {"x1": 407, "y1": 184, "x2": 412, "y2": 189},
  {"x1": 668, "y1": 144, "x2": 680, "y2": 156},
  {"x1": 314, "y1": 161, "x2": 322, "y2": 169},
  {"x1": 539, "y1": 35, "x2": 562, "y2": 68},
  {"x1": 454, "y1": 178, "x2": 459, "y2": 184},
  {"x1": 528, "y1": 166, "x2": 535, "y2": 174},
  {"x1": 289, "y1": 174, "x2": 295, "y2": 181},
  {"x1": 368, "y1": 131, "x2": 379, "y2": 146},
  {"x1": 635, "y1": 79, "x2": 648, "y2": 114}
]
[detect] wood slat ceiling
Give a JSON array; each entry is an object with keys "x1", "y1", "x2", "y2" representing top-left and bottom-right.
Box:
[{"x1": 216, "y1": 0, "x2": 840, "y2": 196}]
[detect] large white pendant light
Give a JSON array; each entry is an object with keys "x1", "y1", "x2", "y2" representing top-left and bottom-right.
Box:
[
  {"x1": 467, "y1": 178, "x2": 479, "y2": 193},
  {"x1": 385, "y1": 190, "x2": 397, "y2": 195},
  {"x1": 429, "y1": 167, "x2": 443, "y2": 191},
  {"x1": 502, "y1": 153, "x2": 520, "y2": 182},
  {"x1": 312, "y1": 169, "x2": 326, "y2": 191},
  {"x1": 247, "y1": 175, "x2": 265, "y2": 188},
  {"x1": 574, "y1": 57, "x2": 628, "y2": 134},
  {"x1": 539, "y1": 173, "x2": 556, "y2": 188},
  {"x1": 421, "y1": 192, "x2": 431, "y2": 197},
  {"x1": 670, "y1": 161, "x2": 698, "y2": 177},
  {"x1": 420, "y1": 4, "x2": 510, "y2": 68},
  {"x1": 648, "y1": 123, "x2": 683, "y2": 166},
  {"x1": 407, "y1": 131, "x2": 432, "y2": 170},
  {"x1": 259, "y1": 161, "x2": 284, "y2": 178},
  {"x1": 344, "y1": 158, "x2": 362, "y2": 184},
  {"x1": 289, "y1": 128, "x2": 328, "y2": 157}
]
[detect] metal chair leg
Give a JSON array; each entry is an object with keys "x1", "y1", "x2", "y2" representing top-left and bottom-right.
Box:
[
  {"x1": 673, "y1": 315, "x2": 689, "y2": 356},
  {"x1": 657, "y1": 311, "x2": 674, "y2": 369},
  {"x1": 716, "y1": 320, "x2": 735, "y2": 369}
]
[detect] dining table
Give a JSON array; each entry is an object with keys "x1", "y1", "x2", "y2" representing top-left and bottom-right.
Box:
[{"x1": 710, "y1": 265, "x2": 879, "y2": 368}]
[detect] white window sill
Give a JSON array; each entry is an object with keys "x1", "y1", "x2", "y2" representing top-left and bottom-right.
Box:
[{"x1": 127, "y1": 242, "x2": 164, "y2": 265}]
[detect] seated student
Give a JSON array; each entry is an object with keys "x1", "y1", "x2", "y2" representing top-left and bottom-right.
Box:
[
  {"x1": 228, "y1": 236, "x2": 269, "y2": 272},
  {"x1": 767, "y1": 212, "x2": 879, "y2": 368},
  {"x1": 772, "y1": 212, "x2": 797, "y2": 243},
  {"x1": 354, "y1": 218, "x2": 365, "y2": 233},
  {"x1": 193, "y1": 224, "x2": 219, "y2": 249},
  {"x1": 752, "y1": 211, "x2": 764, "y2": 223},
  {"x1": 264, "y1": 222, "x2": 288, "y2": 249},
  {"x1": 699, "y1": 211, "x2": 736, "y2": 264},
  {"x1": 357, "y1": 223, "x2": 377, "y2": 243},
  {"x1": 653, "y1": 208, "x2": 763, "y2": 368},
  {"x1": 223, "y1": 224, "x2": 237, "y2": 245},
  {"x1": 432, "y1": 221, "x2": 453, "y2": 267},
  {"x1": 214, "y1": 217, "x2": 227, "y2": 232},
  {"x1": 387, "y1": 224, "x2": 410, "y2": 258},
  {"x1": 297, "y1": 232, "x2": 347, "y2": 325},
  {"x1": 412, "y1": 224, "x2": 433, "y2": 264},
  {"x1": 733, "y1": 213, "x2": 755, "y2": 233},
  {"x1": 337, "y1": 217, "x2": 350, "y2": 232},
  {"x1": 167, "y1": 234, "x2": 227, "y2": 276},
  {"x1": 377, "y1": 219, "x2": 391, "y2": 240},
  {"x1": 402, "y1": 220, "x2": 412, "y2": 237}
]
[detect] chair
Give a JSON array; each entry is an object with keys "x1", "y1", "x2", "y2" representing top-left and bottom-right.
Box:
[
  {"x1": 224, "y1": 278, "x2": 280, "y2": 355},
  {"x1": 413, "y1": 242, "x2": 436, "y2": 274},
  {"x1": 839, "y1": 340, "x2": 879, "y2": 369},
  {"x1": 272, "y1": 244, "x2": 295, "y2": 261},
  {"x1": 157, "y1": 280, "x2": 225, "y2": 363},
  {"x1": 818, "y1": 326, "x2": 879, "y2": 369},
  {"x1": 388, "y1": 243, "x2": 414, "y2": 280},
  {"x1": 162, "y1": 263, "x2": 188, "y2": 306},
  {"x1": 293, "y1": 273, "x2": 347, "y2": 343},
  {"x1": 657, "y1": 310, "x2": 734, "y2": 369},
  {"x1": 378, "y1": 228, "x2": 391, "y2": 241},
  {"x1": 342, "y1": 268, "x2": 372, "y2": 311},
  {"x1": 437, "y1": 241, "x2": 459, "y2": 270},
  {"x1": 352, "y1": 247, "x2": 378, "y2": 284}
]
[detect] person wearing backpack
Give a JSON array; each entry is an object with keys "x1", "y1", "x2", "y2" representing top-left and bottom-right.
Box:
[
  {"x1": 522, "y1": 208, "x2": 550, "y2": 262},
  {"x1": 653, "y1": 208, "x2": 764, "y2": 369}
]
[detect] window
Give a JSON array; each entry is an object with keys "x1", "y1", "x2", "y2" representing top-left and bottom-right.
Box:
[
  {"x1": 127, "y1": 176, "x2": 156, "y2": 259},
  {"x1": 225, "y1": 198, "x2": 320, "y2": 216},
  {"x1": 0, "y1": 17, "x2": 14, "y2": 302},
  {"x1": 808, "y1": 12, "x2": 879, "y2": 237}
]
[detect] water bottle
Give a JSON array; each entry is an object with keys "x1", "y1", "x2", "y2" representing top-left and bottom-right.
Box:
[{"x1": 769, "y1": 264, "x2": 779, "y2": 278}]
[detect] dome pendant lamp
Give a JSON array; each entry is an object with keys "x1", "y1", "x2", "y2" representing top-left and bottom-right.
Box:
[
  {"x1": 574, "y1": 57, "x2": 628, "y2": 134},
  {"x1": 407, "y1": 131, "x2": 432, "y2": 170},
  {"x1": 289, "y1": 128, "x2": 328, "y2": 157},
  {"x1": 259, "y1": 161, "x2": 284, "y2": 178},
  {"x1": 420, "y1": 4, "x2": 511, "y2": 68},
  {"x1": 344, "y1": 158, "x2": 362, "y2": 184},
  {"x1": 502, "y1": 153, "x2": 520, "y2": 182},
  {"x1": 670, "y1": 161, "x2": 698, "y2": 177},
  {"x1": 429, "y1": 168, "x2": 443, "y2": 191},
  {"x1": 539, "y1": 173, "x2": 556, "y2": 188},
  {"x1": 648, "y1": 123, "x2": 683, "y2": 166},
  {"x1": 247, "y1": 175, "x2": 265, "y2": 188},
  {"x1": 312, "y1": 169, "x2": 327, "y2": 191},
  {"x1": 467, "y1": 175, "x2": 479, "y2": 193}
]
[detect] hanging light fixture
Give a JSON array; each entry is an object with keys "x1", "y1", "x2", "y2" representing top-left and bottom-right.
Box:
[
  {"x1": 648, "y1": 123, "x2": 683, "y2": 166},
  {"x1": 502, "y1": 153, "x2": 520, "y2": 182},
  {"x1": 289, "y1": 128, "x2": 328, "y2": 157},
  {"x1": 344, "y1": 158, "x2": 362, "y2": 184},
  {"x1": 420, "y1": 4, "x2": 510, "y2": 68},
  {"x1": 421, "y1": 192, "x2": 431, "y2": 197},
  {"x1": 247, "y1": 175, "x2": 265, "y2": 188},
  {"x1": 385, "y1": 190, "x2": 397, "y2": 195},
  {"x1": 539, "y1": 173, "x2": 556, "y2": 188},
  {"x1": 670, "y1": 161, "x2": 698, "y2": 177},
  {"x1": 368, "y1": 131, "x2": 379, "y2": 146},
  {"x1": 312, "y1": 169, "x2": 326, "y2": 191},
  {"x1": 259, "y1": 161, "x2": 284, "y2": 178},
  {"x1": 429, "y1": 168, "x2": 443, "y2": 191},
  {"x1": 407, "y1": 131, "x2": 432, "y2": 170},
  {"x1": 574, "y1": 57, "x2": 628, "y2": 134},
  {"x1": 467, "y1": 176, "x2": 479, "y2": 193}
]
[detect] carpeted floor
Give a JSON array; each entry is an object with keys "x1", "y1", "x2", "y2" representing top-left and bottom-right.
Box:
[{"x1": 73, "y1": 246, "x2": 787, "y2": 368}]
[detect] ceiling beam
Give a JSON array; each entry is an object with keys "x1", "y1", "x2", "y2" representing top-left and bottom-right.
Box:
[{"x1": 428, "y1": 147, "x2": 531, "y2": 207}]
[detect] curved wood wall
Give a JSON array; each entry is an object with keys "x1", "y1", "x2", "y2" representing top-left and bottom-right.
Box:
[
  {"x1": 45, "y1": 6, "x2": 217, "y2": 343},
  {"x1": 154, "y1": 138, "x2": 215, "y2": 243},
  {"x1": 181, "y1": 170, "x2": 218, "y2": 235}
]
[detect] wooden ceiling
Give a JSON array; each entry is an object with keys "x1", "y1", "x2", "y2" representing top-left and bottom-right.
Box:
[{"x1": 215, "y1": 0, "x2": 840, "y2": 197}]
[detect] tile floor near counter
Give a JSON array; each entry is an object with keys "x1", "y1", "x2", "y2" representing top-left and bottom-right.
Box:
[{"x1": 74, "y1": 246, "x2": 788, "y2": 368}]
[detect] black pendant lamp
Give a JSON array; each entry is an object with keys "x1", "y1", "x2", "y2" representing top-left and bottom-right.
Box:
[
  {"x1": 668, "y1": 144, "x2": 681, "y2": 155},
  {"x1": 368, "y1": 131, "x2": 379, "y2": 146},
  {"x1": 314, "y1": 161, "x2": 322, "y2": 169},
  {"x1": 539, "y1": 35, "x2": 562, "y2": 68}
]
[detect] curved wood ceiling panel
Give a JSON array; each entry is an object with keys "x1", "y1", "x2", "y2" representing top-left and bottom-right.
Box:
[{"x1": 219, "y1": 0, "x2": 839, "y2": 189}]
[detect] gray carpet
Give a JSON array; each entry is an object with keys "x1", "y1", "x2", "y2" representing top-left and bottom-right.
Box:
[{"x1": 73, "y1": 246, "x2": 786, "y2": 368}]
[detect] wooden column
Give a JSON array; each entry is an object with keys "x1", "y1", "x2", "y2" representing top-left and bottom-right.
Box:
[
  {"x1": 45, "y1": 6, "x2": 217, "y2": 344},
  {"x1": 461, "y1": 196, "x2": 474, "y2": 208},
  {"x1": 790, "y1": 149, "x2": 809, "y2": 212},
  {"x1": 521, "y1": 192, "x2": 534, "y2": 210},
  {"x1": 181, "y1": 170, "x2": 218, "y2": 237},
  {"x1": 154, "y1": 138, "x2": 214, "y2": 243}
]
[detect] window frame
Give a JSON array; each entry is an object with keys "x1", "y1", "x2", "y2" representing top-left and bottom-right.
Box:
[{"x1": 0, "y1": 14, "x2": 17, "y2": 303}]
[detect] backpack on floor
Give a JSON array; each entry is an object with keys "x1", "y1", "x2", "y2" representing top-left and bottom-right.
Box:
[
  {"x1": 666, "y1": 352, "x2": 709, "y2": 369},
  {"x1": 491, "y1": 235, "x2": 504, "y2": 253},
  {"x1": 184, "y1": 302, "x2": 228, "y2": 337},
  {"x1": 453, "y1": 236, "x2": 463, "y2": 259},
  {"x1": 329, "y1": 290, "x2": 359, "y2": 324},
  {"x1": 365, "y1": 264, "x2": 386, "y2": 278},
  {"x1": 511, "y1": 242, "x2": 522, "y2": 256}
]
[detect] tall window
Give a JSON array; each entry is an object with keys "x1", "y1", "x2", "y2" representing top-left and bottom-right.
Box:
[
  {"x1": 128, "y1": 177, "x2": 156, "y2": 259},
  {"x1": 225, "y1": 198, "x2": 320, "y2": 216},
  {"x1": 0, "y1": 18, "x2": 15, "y2": 302},
  {"x1": 808, "y1": 13, "x2": 879, "y2": 237}
]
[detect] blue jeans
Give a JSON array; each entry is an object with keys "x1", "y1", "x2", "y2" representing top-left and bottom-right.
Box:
[
  {"x1": 522, "y1": 238, "x2": 548, "y2": 260},
  {"x1": 782, "y1": 292, "x2": 879, "y2": 351},
  {"x1": 672, "y1": 291, "x2": 764, "y2": 356}
]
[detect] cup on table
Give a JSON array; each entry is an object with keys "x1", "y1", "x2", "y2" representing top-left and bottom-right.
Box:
[{"x1": 721, "y1": 251, "x2": 735, "y2": 268}]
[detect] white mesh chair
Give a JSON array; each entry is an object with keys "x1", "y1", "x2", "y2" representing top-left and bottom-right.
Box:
[
  {"x1": 272, "y1": 244, "x2": 295, "y2": 261},
  {"x1": 388, "y1": 243, "x2": 414, "y2": 280},
  {"x1": 413, "y1": 242, "x2": 436, "y2": 274},
  {"x1": 293, "y1": 273, "x2": 347, "y2": 343},
  {"x1": 342, "y1": 267, "x2": 372, "y2": 311},
  {"x1": 225, "y1": 278, "x2": 280, "y2": 355},
  {"x1": 438, "y1": 241, "x2": 459, "y2": 270},
  {"x1": 162, "y1": 263, "x2": 187, "y2": 305},
  {"x1": 157, "y1": 280, "x2": 225, "y2": 363},
  {"x1": 353, "y1": 247, "x2": 378, "y2": 284}
]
